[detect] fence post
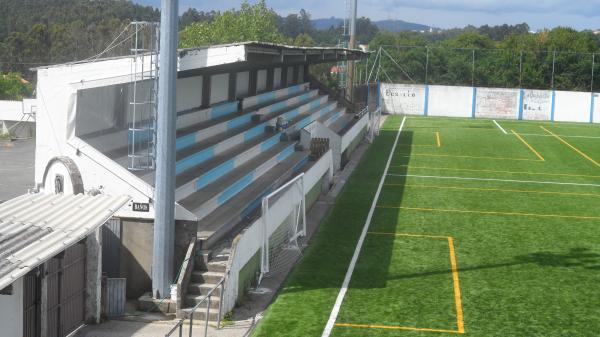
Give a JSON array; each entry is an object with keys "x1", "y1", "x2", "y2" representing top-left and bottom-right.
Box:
[
  {"x1": 471, "y1": 49, "x2": 475, "y2": 87},
  {"x1": 551, "y1": 50, "x2": 556, "y2": 89},
  {"x1": 217, "y1": 281, "x2": 224, "y2": 330},
  {"x1": 591, "y1": 52, "x2": 595, "y2": 93},
  {"x1": 519, "y1": 50, "x2": 523, "y2": 88},
  {"x1": 425, "y1": 46, "x2": 429, "y2": 84},
  {"x1": 188, "y1": 312, "x2": 193, "y2": 337},
  {"x1": 205, "y1": 296, "x2": 211, "y2": 337}
]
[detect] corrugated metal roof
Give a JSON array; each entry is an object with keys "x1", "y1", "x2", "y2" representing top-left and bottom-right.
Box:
[{"x1": 0, "y1": 193, "x2": 130, "y2": 289}]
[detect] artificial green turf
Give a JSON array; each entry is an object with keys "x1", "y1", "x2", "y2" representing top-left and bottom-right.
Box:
[{"x1": 252, "y1": 116, "x2": 600, "y2": 337}]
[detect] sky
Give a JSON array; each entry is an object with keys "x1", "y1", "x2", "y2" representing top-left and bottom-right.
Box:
[{"x1": 133, "y1": 0, "x2": 600, "y2": 31}]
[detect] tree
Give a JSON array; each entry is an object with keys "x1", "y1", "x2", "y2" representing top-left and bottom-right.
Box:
[
  {"x1": 294, "y1": 33, "x2": 314, "y2": 47},
  {"x1": 179, "y1": 0, "x2": 287, "y2": 48},
  {"x1": 0, "y1": 73, "x2": 34, "y2": 100},
  {"x1": 356, "y1": 17, "x2": 379, "y2": 44},
  {"x1": 180, "y1": 8, "x2": 215, "y2": 28}
]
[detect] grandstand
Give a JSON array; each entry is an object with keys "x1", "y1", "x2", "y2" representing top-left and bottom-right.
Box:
[{"x1": 30, "y1": 42, "x2": 368, "y2": 321}]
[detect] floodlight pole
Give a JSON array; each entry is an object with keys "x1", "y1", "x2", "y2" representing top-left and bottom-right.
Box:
[
  {"x1": 153, "y1": 0, "x2": 179, "y2": 299},
  {"x1": 346, "y1": 0, "x2": 358, "y2": 108}
]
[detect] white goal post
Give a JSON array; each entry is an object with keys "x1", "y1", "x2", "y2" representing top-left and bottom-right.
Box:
[
  {"x1": 260, "y1": 173, "x2": 307, "y2": 281},
  {"x1": 368, "y1": 107, "x2": 382, "y2": 143}
]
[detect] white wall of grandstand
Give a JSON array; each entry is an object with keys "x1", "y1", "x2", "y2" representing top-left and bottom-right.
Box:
[
  {"x1": 381, "y1": 83, "x2": 600, "y2": 123},
  {"x1": 30, "y1": 42, "x2": 368, "y2": 321}
]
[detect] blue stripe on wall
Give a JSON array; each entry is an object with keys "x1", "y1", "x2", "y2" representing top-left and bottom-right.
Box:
[
  {"x1": 424, "y1": 85, "x2": 429, "y2": 116},
  {"x1": 261, "y1": 134, "x2": 281, "y2": 151},
  {"x1": 244, "y1": 124, "x2": 266, "y2": 141},
  {"x1": 196, "y1": 160, "x2": 235, "y2": 189},
  {"x1": 551, "y1": 90, "x2": 556, "y2": 121},
  {"x1": 590, "y1": 93, "x2": 595, "y2": 123},
  {"x1": 211, "y1": 101, "x2": 238, "y2": 120},
  {"x1": 518, "y1": 89, "x2": 524, "y2": 120},
  {"x1": 218, "y1": 172, "x2": 254, "y2": 205},
  {"x1": 310, "y1": 99, "x2": 322, "y2": 109},
  {"x1": 471, "y1": 87, "x2": 477, "y2": 118},
  {"x1": 286, "y1": 108, "x2": 300, "y2": 120},
  {"x1": 176, "y1": 146, "x2": 215, "y2": 174},
  {"x1": 277, "y1": 145, "x2": 295, "y2": 162},
  {"x1": 297, "y1": 116, "x2": 313, "y2": 129},
  {"x1": 227, "y1": 114, "x2": 253, "y2": 130},
  {"x1": 257, "y1": 91, "x2": 277, "y2": 106},
  {"x1": 176, "y1": 133, "x2": 197, "y2": 151}
]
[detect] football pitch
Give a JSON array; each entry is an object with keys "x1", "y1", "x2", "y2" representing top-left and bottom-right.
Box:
[{"x1": 252, "y1": 115, "x2": 600, "y2": 337}]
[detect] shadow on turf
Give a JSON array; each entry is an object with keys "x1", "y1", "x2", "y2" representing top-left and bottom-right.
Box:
[
  {"x1": 381, "y1": 247, "x2": 600, "y2": 281},
  {"x1": 344, "y1": 130, "x2": 414, "y2": 290}
]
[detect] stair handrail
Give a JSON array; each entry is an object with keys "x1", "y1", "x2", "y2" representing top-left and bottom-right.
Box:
[
  {"x1": 187, "y1": 276, "x2": 226, "y2": 337},
  {"x1": 175, "y1": 238, "x2": 197, "y2": 316}
]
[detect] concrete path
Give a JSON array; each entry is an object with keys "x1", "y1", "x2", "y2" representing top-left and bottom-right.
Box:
[
  {"x1": 0, "y1": 139, "x2": 35, "y2": 202},
  {"x1": 73, "y1": 319, "x2": 254, "y2": 337}
]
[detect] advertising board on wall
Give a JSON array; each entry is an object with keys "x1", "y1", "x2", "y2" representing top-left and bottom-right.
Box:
[
  {"x1": 380, "y1": 83, "x2": 425, "y2": 115},
  {"x1": 475, "y1": 88, "x2": 519, "y2": 119},
  {"x1": 522, "y1": 90, "x2": 551, "y2": 120}
]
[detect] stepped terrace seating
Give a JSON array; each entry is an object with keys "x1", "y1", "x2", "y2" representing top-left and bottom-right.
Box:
[{"x1": 80, "y1": 82, "x2": 360, "y2": 247}]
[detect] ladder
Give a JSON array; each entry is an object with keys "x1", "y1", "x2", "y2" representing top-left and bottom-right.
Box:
[{"x1": 128, "y1": 21, "x2": 159, "y2": 171}]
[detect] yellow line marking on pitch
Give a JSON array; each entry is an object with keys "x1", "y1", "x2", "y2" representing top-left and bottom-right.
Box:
[
  {"x1": 511, "y1": 130, "x2": 545, "y2": 161},
  {"x1": 377, "y1": 205, "x2": 600, "y2": 220},
  {"x1": 384, "y1": 183, "x2": 600, "y2": 197},
  {"x1": 337, "y1": 233, "x2": 465, "y2": 334},
  {"x1": 436, "y1": 131, "x2": 442, "y2": 147},
  {"x1": 390, "y1": 164, "x2": 600, "y2": 179},
  {"x1": 334, "y1": 323, "x2": 464, "y2": 334},
  {"x1": 541, "y1": 126, "x2": 600, "y2": 168},
  {"x1": 397, "y1": 153, "x2": 539, "y2": 162},
  {"x1": 448, "y1": 237, "x2": 465, "y2": 334}
]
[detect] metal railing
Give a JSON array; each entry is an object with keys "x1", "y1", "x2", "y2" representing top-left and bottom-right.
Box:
[
  {"x1": 165, "y1": 277, "x2": 226, "y2": 337},
  {"x1": 165, "y1": 320, "x2": 184, "y2": 337}
]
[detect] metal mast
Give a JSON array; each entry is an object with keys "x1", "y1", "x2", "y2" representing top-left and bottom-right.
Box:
[
  {"x1": 338, "y1": 0, "x2": 353, "y2": 89},
  {"x1": 152, "y1": 0, "x2": 178, "y2": 299},
  {"x1": 346, "y1": 0, "x2": 358, "y2": 105}
]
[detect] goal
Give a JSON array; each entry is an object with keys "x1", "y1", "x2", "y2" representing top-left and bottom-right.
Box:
[
  {"x1": 368, "y1": 107, "x2": 382, "y2": 143},
  {"x1": 260, "y1": 173, "x2": 306, "y2": 282}
]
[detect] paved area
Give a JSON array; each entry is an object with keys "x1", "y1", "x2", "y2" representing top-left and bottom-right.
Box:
[
  {"x1": 0, "y1": 139, "x2": 35, "y2": 202},
  {"x1": 73, "y1": 319, "x2": 253, "y2": 337}
]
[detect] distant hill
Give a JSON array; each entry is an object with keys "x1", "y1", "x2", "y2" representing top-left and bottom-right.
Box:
[
  {"x1": 312, "y1": 17, "x2": 433, "y2": 32},
  {"x1": 375, "y1": 19, "x2": 432, "y2": 32},
  {"x1": 312, "y1": 17, "x2": 344, "y2": 30}
]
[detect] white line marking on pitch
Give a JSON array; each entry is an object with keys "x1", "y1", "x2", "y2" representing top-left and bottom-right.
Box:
[
  {"x1": 387, "y1": 173, "x2": 600, "y2": 188},
  {"x1": 493, "y1": 120, "x2": 508, "y2": 134},
  {"x1": 519, "y1": 133, "x2": 600, "y2": 139},
  {"x1": 321, "y1": 116, "x2": 407, "y2": 337}
]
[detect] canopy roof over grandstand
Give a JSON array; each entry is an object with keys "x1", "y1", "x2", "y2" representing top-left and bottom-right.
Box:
[{"x1": 36, "y1": 41, "x2": 368, "y2": 75}]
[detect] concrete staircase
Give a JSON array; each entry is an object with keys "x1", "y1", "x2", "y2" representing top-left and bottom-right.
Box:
[{"x1": 181, "y1": 248, "x2": 229, "y2": 321}]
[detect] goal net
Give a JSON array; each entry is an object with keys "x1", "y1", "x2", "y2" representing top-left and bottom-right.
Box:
[
  {"x1": 368, "y1": 107, "x2": 382, "y2": 143},
  {"x1": 260, "y1": 173, "x2": 306, "y2": 281}
]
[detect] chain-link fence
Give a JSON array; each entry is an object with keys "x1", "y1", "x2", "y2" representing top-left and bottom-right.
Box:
[{"x1": 371, "y1": 45, "x2": 599, "y2": 92}]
